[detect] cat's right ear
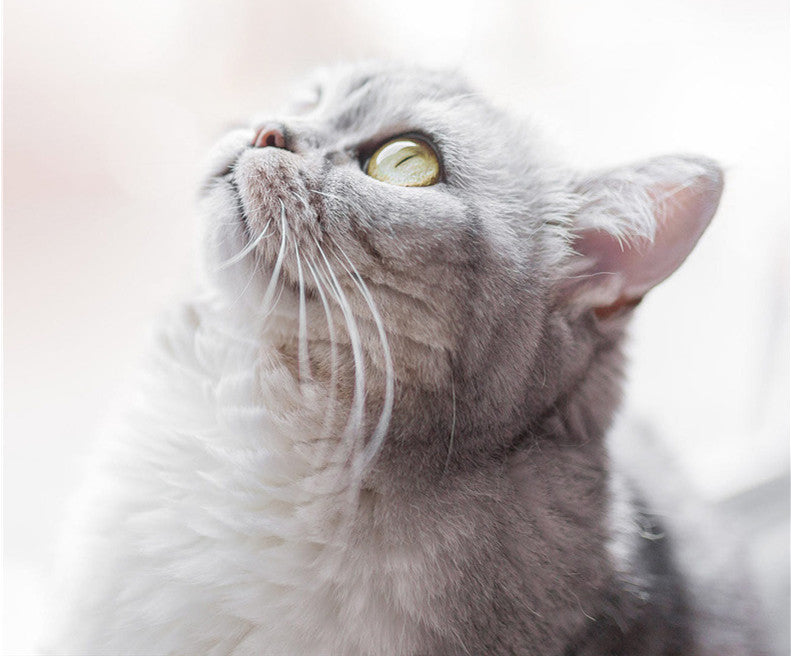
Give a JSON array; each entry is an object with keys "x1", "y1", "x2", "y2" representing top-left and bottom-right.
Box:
[{"x1": 561, "y1": 155, "x2": 723, "y2": 319}]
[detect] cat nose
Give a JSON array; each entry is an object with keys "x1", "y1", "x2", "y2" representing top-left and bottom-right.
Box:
[{"x1": 251, "y1": 124, "x2": 289, "y2": 150}]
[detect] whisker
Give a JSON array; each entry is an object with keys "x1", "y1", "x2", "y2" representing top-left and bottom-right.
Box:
[
  {"x1": 259, "y1": 202, "x2": 289, "y2": 319},
  {"x1": 314, "y1": 241, "x2": 368, "y2": 502},
  {"x1": 334, "y1": 248, "x2": 395, "y2": 469},
  {"x1": 304, "y1": 256, "x2": 339, "y2": 445},
  {"x1": 315, "y1": 242, "x2": 366, "y2": 445},
  {"x1": 216, "y1": 218, "x2": 273, "y2": 270},
  {"x1": 309, "y1": 242, "x2": 376, "y2": 550},
  {"x1": 226, "y1": 219, "x2": 270, "y2": 309},
  {"x1": 230, "y1": 246, "x2": 264, "y2": 307},
  {"x1": 292, "y1": 239, "x2": 312, "y2": 385}
]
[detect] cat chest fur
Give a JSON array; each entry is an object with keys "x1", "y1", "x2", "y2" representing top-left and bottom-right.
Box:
[{"x1": 55, "y1": 303, "x2": 452, "y2": 655}]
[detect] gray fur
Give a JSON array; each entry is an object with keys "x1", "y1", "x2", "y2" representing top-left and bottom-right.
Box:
[{"x1": 195, "y1": 61, "x2": 753, "y2": 654}]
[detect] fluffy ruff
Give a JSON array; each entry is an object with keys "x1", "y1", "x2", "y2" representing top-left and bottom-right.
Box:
[{"x1": 47, "y1": 294, "x2": 424, "y2": 655}]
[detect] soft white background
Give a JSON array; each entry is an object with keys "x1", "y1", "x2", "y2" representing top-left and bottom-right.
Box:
[{"x1": 3, "y1": 0, "x2": 789, "y2": 653}]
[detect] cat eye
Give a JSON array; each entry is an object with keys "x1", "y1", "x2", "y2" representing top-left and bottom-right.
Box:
[{"x1": 365, "y1": 137, "x2": 440, "y2": 187}]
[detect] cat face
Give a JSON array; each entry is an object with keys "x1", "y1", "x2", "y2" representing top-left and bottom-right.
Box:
[
  {"x1": 200, "y1": 62, "x2": 722, "y2": 468},
  {"x1": 203, "y1": 63, "x2": 565, "y2": 378}
]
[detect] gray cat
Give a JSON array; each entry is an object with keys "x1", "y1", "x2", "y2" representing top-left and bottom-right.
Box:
[{"x1": 47, "y1": 62, "x2": 763, "y2": 655}]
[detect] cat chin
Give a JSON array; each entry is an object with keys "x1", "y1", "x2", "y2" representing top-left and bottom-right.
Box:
[{"x1": 234, "y1": 148, "x2": 323, "y2": 242}]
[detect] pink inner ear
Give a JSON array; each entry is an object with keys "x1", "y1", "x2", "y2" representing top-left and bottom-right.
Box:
[{"x1": 576, "y1": 167, "x2": 723, "y2": 303}]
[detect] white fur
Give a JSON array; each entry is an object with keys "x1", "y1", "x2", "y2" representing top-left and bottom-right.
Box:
[{"x1": 46, "y1": 296, "x2": 424, "y2": 656}]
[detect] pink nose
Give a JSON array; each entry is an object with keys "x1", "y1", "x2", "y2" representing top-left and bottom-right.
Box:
[{"x1": 252, "y1": 125, "x2": 287, "y2": 149}]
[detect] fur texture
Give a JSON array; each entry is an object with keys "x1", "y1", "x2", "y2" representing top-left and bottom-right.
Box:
[{"x1": 46, "y1": 62, "x2": 759, "y2": 655}]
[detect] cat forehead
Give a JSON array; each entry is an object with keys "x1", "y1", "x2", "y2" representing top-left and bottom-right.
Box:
[{"x1": 291, "y1": 64, "x2": 477, "y2": 132}]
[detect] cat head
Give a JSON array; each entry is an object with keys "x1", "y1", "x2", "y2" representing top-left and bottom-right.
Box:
[{"x1": 199, "y1": 62, "x2": 722, "y2": 473}]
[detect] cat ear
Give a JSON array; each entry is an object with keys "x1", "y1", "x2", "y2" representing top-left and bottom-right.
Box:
[{"x1": 566, "y1": 155, "x2": 723, "y2": 317}]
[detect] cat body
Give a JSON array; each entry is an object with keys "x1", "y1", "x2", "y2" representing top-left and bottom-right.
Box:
[{"x1": 47, "y1": 63, "x2": 758, "y2": 655}]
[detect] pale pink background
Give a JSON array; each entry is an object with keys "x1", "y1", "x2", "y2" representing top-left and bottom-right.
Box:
[{"x1": 4, "y1": 0, "x2": 789, "y2": 652}]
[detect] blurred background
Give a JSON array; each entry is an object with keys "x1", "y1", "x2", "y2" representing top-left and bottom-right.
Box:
[{"x1": 3, "y1": 0, "x2": 789, "y2": 653}]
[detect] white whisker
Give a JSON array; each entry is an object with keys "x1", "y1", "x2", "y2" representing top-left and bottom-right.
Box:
[
  {"x1": 230, "y1": 245, "x2": 264, "y2": 307},
  {"x1": 293, "y1": 239, "x2": 312, "y2": 385},
  {"x1": 259, "y1": 202, "x2": 289, "y2": 319},
  {"x1": 217, "y1": 218, "x2": 273, "y2": 270},
  {"x1": 315, "y1": 242, "x2": 367, "y2": 494},
  {"x1": 305, "y1": 256, "x2": 339, "y2": 444},
  {"x1": 334, "y1": 249, "x2": 395, "y2": 468}
]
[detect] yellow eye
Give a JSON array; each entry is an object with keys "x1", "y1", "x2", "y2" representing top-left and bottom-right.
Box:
[{"x1": 366, "y1": 137, "x2": 440, "y2": 187}]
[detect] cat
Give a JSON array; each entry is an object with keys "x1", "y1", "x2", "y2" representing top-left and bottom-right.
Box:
[{"x1": 46, "y1": 61, "x2": 763, "y2": 655}]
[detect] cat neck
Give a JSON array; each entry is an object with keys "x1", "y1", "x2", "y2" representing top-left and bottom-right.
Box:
[{"x1": 188, "y1": 291, "x2": 625, "y2": 499}]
